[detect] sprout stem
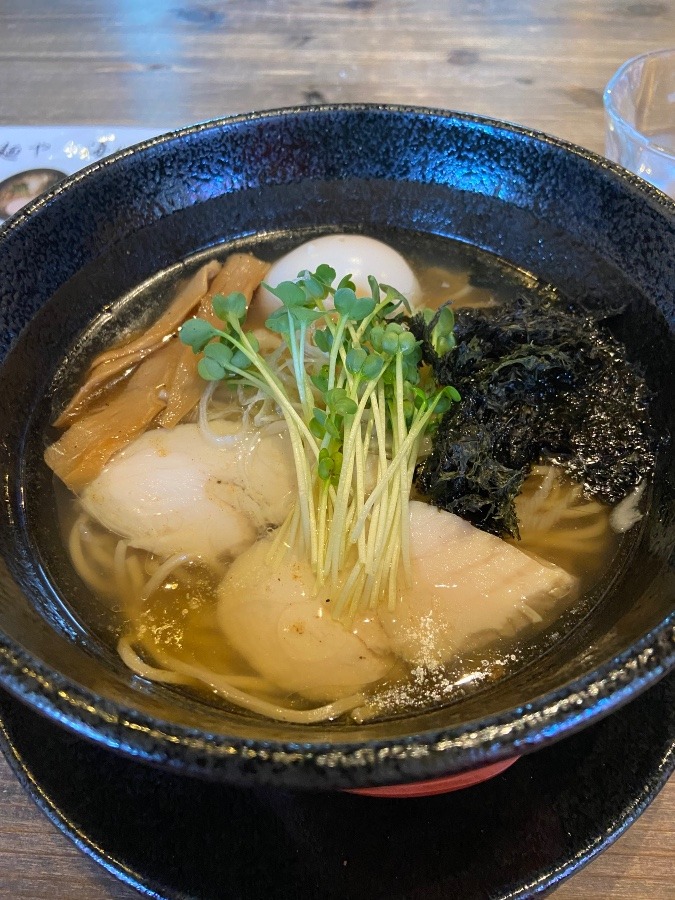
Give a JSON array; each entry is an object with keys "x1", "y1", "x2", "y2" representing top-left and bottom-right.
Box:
[{"x1": 182, "y1": 267, "x2": 459, "y2": 618}]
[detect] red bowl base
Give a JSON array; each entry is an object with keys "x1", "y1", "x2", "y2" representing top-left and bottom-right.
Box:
[{"x1": 346, "y1": 756, "x2": 519, "y2": 798}]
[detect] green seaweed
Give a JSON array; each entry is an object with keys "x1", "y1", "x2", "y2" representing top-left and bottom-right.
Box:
[{"x1": 411, "y1": 295, "x2": 657, "y2": 538}]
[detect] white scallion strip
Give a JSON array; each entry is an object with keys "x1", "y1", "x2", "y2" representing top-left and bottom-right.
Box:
[{"x1": 199, "y1": 381, "x2": 246, "y2": 447}]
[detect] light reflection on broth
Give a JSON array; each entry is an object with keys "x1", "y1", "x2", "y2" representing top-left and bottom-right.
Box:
[
  {"x1": 415, "y1": 263, "x2": 498, "y2": 310},
  {"x1": 51, "y1": 234, "x2": 633, "y2": 724}
]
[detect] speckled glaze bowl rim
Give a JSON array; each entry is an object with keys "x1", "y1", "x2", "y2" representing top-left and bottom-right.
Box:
[{"x1": 0, "y1": 104, "x2": 673, "y2": 790}]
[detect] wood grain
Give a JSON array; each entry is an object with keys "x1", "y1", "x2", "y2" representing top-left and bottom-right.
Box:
[
  {"x1": 0, "y1": 0, "x2": 673, "y2": 897},
  {"x1": 0, "y1": 0, "x2": 673, "y2": 153}
]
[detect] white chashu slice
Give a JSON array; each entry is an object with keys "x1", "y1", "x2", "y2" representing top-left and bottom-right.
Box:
[
  {"x1": 217, "y1": 535, "x2": 395, "y2": 701},
  {"x1": 250, "y1": 234, "x2": 422, "y2": 326},
  {"x1": 379, "y1": 501, "x2": 578, "y2": 669},
  {"x1": 80, "y1": 422, "x2": 295, "y2": 565}
]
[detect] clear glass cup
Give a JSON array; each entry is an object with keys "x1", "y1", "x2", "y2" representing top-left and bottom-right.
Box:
[{"x1": 604, "y1": 48, "x2": 675, "y2": 199}]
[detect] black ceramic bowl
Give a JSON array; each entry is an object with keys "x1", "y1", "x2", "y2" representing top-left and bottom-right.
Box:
[{"x1": 0, "y1": 106, "x2": 673, "y2": 792}]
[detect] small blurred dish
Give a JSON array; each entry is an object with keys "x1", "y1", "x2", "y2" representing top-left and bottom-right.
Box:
[{"x1": 0, "y1": 168, "x2": 66, "y2": 219}]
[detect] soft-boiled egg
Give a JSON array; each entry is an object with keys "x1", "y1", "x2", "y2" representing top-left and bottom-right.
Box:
[{"x1": 251, "y1": 234, "x2": 421, "y2": 325}]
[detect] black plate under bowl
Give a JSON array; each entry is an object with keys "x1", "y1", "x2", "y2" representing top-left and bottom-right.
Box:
[
  {"x1": 0, "y1": 674, "x2": 673, "y2": 899},
  {"x1": 0, "y1": 105, "x2": 673, "y2": 791}
]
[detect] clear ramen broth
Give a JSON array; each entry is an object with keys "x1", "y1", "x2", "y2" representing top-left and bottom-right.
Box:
[{"x1": 49, "y1": 230, "x2": 635, "y2": 725}]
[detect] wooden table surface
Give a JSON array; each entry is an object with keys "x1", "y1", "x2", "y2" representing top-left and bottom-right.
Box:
[{"x1": 0, "y1": 1, "x2": 673, "y2": 897}]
